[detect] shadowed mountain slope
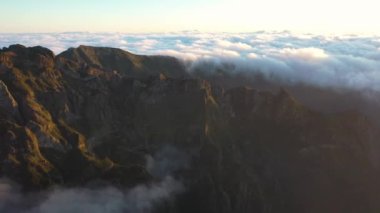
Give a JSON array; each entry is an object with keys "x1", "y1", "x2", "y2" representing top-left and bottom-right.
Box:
[{"x1": 0, "y1": 45, "x2": 379, "y2": 213}]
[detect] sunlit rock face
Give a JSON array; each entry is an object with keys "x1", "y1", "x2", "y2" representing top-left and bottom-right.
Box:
[{"x1": 0, "y1": 45, "x2": 379, "y2": 213}]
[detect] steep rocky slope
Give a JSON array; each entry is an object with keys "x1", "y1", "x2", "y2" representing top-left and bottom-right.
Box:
[{"x1": 0, "y1": 45, "x2": 379, "y2": 212}]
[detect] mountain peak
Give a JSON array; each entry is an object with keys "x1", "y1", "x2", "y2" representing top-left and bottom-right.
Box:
[
  {"x1": 56, "y1": 45, "x2": 188, "y2": 79},
  {"x1": 2, "y1": 44, "x2": 54, "y2": 58}
]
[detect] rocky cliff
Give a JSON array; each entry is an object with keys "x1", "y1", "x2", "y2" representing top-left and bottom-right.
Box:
[{"x1": 0, "y1": 44, "x2": 379, "y2": 213}]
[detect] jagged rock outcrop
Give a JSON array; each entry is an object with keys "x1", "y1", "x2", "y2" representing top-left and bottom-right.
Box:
[{"x1": 0, "y1": 45, "x2": 379, "y2": 213}]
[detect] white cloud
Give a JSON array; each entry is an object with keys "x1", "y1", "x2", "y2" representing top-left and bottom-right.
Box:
[
  {"x1": 132, "y1": 39, "x2": 158, "y2": 51},
  {"x1": 119, "y1": 40, "x2": 127, "y2": 45},
  {"x1": 277, "y1": 47, "x2": 329, "y2": 59},
  {"x1": 247, "y1": 52, "x2": 258, "y2": 59},
  {"x1": 211, "y1": 48, "x2": 241, "y2": 58},
  {"x1": 215, "y1": 39, "x2": 252, "y2": 50},
  {"x1": 156, "y1": 49, "x2": 199, "y2": 61}
]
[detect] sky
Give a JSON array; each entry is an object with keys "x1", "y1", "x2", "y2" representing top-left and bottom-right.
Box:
[{"x1": 0, "y1": 0, "x2": 379, "y2": 34}]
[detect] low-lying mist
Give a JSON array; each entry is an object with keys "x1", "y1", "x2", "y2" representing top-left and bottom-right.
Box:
[{"x1": 0, "y1": 146, "x2": 187, "y2": 213}]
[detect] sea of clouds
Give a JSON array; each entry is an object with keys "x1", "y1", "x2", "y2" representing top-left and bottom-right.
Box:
[{"x1": 1, "y1": 31, "x2": 380, "y2": 90}]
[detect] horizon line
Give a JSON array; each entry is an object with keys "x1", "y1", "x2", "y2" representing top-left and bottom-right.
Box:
[{"x1": 0, "y1": 30, "x2": 379, "y2": 37}]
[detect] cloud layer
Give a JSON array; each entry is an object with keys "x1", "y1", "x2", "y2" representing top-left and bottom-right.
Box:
[{"x1": 1, "y1": 31, "x2": 380, "y2": 91}]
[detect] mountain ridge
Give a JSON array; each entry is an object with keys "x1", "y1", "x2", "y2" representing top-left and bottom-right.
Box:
[{"x1": 0, "y1": 44, "x2": 379, "y2": 213}]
